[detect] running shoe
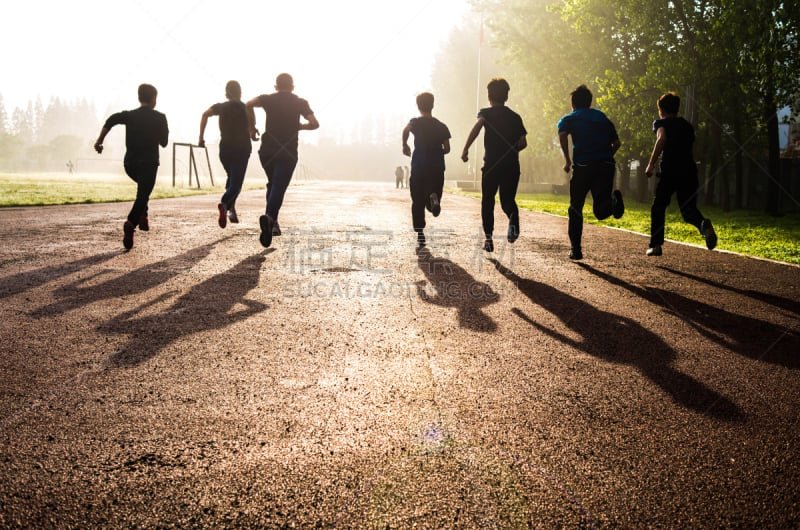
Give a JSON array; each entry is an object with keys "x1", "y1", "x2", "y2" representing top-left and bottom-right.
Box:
[
  {"x1": 701, "y1": 219, "x2": 717, "y2": 250},
  {"x1": 612, "y1": 190, "x2": 625, "y2": 219},
  {"x1": 272, "y1": 222, "x2": 282, "y2": 236},
  {"x1": 218, "y1": 203, "x2": 227, "y2": 228},
  {"x1": 138, "y1": 216, "x2": 149, "y2": 231},
  {"x1": 227, "y1": 207, "x2": 239, "y2": 224},
  {"x1": 429, "y1": 193, "x2": 441, "y2": 217},
  {"x1": 646, "y1": 246, "x2": 662, "y2": 257},
  {"x1": 259, "y1": 215, "x2": 274, "y2": 248},
  {"x1": 123, "y1": 221, "x2": 135, "y2": 250},
  {"x1": 483, "y1": 238, "x2": 494, "y2": 252},
  {"x1": 569, "y1": 248, "x2": 583, "y2": 260}
]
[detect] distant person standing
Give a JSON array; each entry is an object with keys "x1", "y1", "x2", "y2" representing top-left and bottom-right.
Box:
[
  {"x1": 199, "y1": 80, "x2": 252, "y2": 229},
  {"x1": 246, "y1": 73, "x2": 319, "y2": 248},
  {"x1": 94, "y1": 83, "x2": 169, "y2": 251},
  {"x1": 402, "y1": 92, "x2": 451, "y2": 248},
  {"x1": 395, "y1": 165, "x2": 405, "y2": 188},
  {"x1": 557, "y1": 84, "x2": 624, "y2": 260},
  {"x1": 644, "y1": 92, "x2": 716, "y2": 256},
  {"x1": 461, "y1": 78, "x2": 527, "y2": 252}
]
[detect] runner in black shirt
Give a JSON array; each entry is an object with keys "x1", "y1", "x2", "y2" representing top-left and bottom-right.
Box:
[
  {"x1": 246, "y1": 73, "x2": 319, "y2": 248},
  {"x1": 94, "y1": 83, "x2": 169, "y2": 250},
  {"x1": 462, "y1": 78, "x2": 527, "y2": 252},
  {"x1": 199, "y1": 80, "x2": 252, "y2": 228}
]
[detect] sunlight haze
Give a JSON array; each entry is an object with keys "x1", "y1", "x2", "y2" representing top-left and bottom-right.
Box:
[{"x1": 3, "y1": 0, "x2": 472, "y2": 144}]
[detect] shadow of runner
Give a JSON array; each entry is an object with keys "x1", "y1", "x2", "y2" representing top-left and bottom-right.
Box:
[
  {"x1": 31, "y1": 238, "x2": 231, "y2": 318},
  {"x1": 0, "y1": 251, "x2": 119, "y2": 300},
  {"x1": 580, "y1": 263, "x2": 800, "y2": 369},
  {"x1": 490, "y1": 258, "x2": 744, "y2": 422},
  {"x1": 100, "y1": 252, "x2": 270, "y2": 367},
  {"x1": 659, "y1": 266, "x2": 800, "y2": 317},
  {"x1": 416, "y1": 247, "x2": 498, "y2": 333}
]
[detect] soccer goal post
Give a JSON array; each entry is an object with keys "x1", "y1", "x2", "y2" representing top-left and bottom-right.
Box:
[{"x1": 172, "y1": 143, "x2": 214, "y2": 188}]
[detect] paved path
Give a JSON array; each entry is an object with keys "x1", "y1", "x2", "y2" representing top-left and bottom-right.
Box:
[{"x1": 1, "y1": 181, "x2": 798, "y2": 527}]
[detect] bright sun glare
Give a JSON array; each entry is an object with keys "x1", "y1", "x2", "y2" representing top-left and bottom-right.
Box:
[{"x1": 3, "y1": 0, "x2": 470, "y2": 143}]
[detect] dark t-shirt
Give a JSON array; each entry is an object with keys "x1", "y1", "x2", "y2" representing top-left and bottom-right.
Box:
[
  {"x1": 408, "y1": 116, "x2": 451, "y2": 173},
  {"x1": 653, "y1": 116, "x2": 696, "y2": 175},
  {"x1": 557, "y1": 107, "x2": 618, "y2": 164},
  {"x1": 104, "y1": 106, "x2": 169, "y2": 164},
  {"x1": 255, "y1": 92, "x2": 313, "y2": 158},
  {"x1": 210, "y1": 100, "x2": 251, "y2": 150},
  {"x1": 478, "y1": 106, "x2": 527, "y2": 171}
]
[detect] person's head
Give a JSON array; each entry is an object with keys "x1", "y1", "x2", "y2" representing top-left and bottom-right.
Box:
[
  {"x1": 275, "y1": 73, "x2": 294, "y2": 92},
  {"x1": 225, "y1": 80, "x2": 242, "y2": 100},
  {"x1": 138, "y1": 83, "x2": 158, "y2": 106},
  {"x1": 416, "y1": 92, "x2": 434, "y2": 114},
  {"x1": 570, "y1": 85, "x2": 592, "y2": 109},
  {"x1": 487, "y1": 78, "x2": 510, "y2": 104},
  {"x1": 657, "y1": 92, "x2": 681, "y2": 116}
]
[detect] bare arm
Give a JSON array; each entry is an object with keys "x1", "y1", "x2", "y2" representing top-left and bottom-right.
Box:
[
  {"x1": 299, "y1": 113, "x2": 319, "y2": 131},
  {"x1": 645, "y1": 127, "x2": 666, "y2": 177},
  {"x1": 245, "y1": 97, "x2": 261, "y2": 140},
  {"x1": 516, "y1": 135, "x2": 527, "y2": 152},
  {"x1": 94, "y1": 127, "x2": 110, "y2": 154},
  {"x1": 559, "y1": 131, "x2": 571, "y2": 172},
  {"x1": 442, "y1": 138, "x2": 451, "y2": 155},
  {"x1": 402, "y1": 123, "x2": 412, "y2": 157},
  {"x1": 611, "y1": 138, "x2": 621, "y2": 156},
  {"x1": 198, "y1": 107, "x2": 214, "y2": 147},
  {"x1": 461, "y1": 118, "x2": 485, "y2": 162}
]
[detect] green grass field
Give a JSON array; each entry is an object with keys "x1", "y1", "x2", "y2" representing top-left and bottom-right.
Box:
[
  {"x1": 458, "y1": 190, "x2": 800, "y2": 266},
  {"x1": 1, "y1": 174, "x2": 797, "y2": 266},
  {"x1": 0, "y1": 173, "x2": 264, "y2": 208}
]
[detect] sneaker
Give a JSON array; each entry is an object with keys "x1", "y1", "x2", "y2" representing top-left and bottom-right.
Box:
[
  {"x1": 217, "y1": 203, "x2": 227, "y2": 229},
  {"x1": 429, "y1": 193, "x2": 441, "y2": 217},
  {"x1": 507, "y1": 220, "x2": 519, "y2": 243},
  {"x1": 569, "y1": 248, "x2": 583, "y2": 260},
  {"x1": 227, "y1": 207, "x2": 239, "y2": 224},
  {"x1": 646, "y1": 245, "x2": 662, "y2": 257},
  {"x1": 259, "y1": 215, "x2": 274, "y2": 248},
  {"x1": 138, "y1": 216, "x2": 149, "y2": 231},
  {"x1": 123, "y1": 221, "x2": 135, "y2": 250},
  {"x1": 612, "y1": 190, "x2": 625, "y2": 219},
  {"x1": 272, "y1": 222, "x2": 282, "y2": 236},
  {"x1": 701, "y1": 219, "x2": 717, "y2": 250},
  {"x1": 417, "y1": 231, "x2": 426, "y2": 248},
  {"x1": 483, "y1": 238, "x2": 494, "y2": 252}
]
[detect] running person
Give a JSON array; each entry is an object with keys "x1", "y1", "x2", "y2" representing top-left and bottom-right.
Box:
[
  {"x1": 94, "y1": 83, "x2": 169, "y2": 250},
  {"x1": 246, "y1": 73, "x2": 319, "y2": 248},
  {"x1": 199, "y1": 80, "x2": 252, "y2": 228}
]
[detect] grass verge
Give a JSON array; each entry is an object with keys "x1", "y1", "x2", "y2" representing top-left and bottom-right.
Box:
[{"x1": 456, "y1": 190, "x2": 800, "y2": 266}]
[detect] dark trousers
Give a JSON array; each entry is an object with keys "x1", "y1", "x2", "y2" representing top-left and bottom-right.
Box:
[
  {"x1": 481, "y1": 165, "x2": 520, "y2": 238},
  {"x1": 649, "y1": 171, "x2": 705, "y2": 247},
  {"x1": 123, "y1": 157, "x2": 158, "y2": 227},
  {"x1": 259, "y1": 151, "x2": 298, "y2": 222},
  {"x1": 409, "y1": 169, "x2": 444, "y2": 231},
  {"x1": 219, "y1": 145, "x2": 251, "y2": 210},
  {"x1": 568, "y1": 160, "x2": 615, "y2": 250}
]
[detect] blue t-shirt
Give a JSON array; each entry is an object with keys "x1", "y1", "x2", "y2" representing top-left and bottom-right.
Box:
[
  {"x1": 408, "y1": 116, "x2": 451, "y2": 173},
  {"x1": 557, "y1": 108, "x2": 618, "y2": 164}
]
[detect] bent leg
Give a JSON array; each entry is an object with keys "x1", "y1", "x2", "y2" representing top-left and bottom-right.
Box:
[
  {"x1": 265, "y1": 157, "x2": 298, "y2": 222},
  {"x1": 590, "y1": 161, "x2": 616, "y2": 220}
]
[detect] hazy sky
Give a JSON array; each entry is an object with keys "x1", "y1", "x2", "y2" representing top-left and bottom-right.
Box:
[{"x1": 3, "y1": 0, "x2": 472, "y2": 142}]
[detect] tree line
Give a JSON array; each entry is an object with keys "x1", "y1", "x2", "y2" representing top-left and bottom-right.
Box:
[
  {"x1": 0, "y1": 93, "x2": 101, "y2": 172},
  {"x1": 433, "y1": 1, "x2": 799, "y2": 213}
]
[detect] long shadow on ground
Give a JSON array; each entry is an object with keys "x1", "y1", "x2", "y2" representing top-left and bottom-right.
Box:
[
  {"x1": 31, "y1": 238, "x2": 230, "y2": 318},
  {"x1": 490, "y1": 258, "x2": 744, "y2": 422},
  {"x1": 580, "y1": 263, "x2": 800, "y2": 369},
  {"x1": 0, "y1": 251, "x2": 119, "y2": 300},
  {"x1": 416, "y1": 247, "x2": 498, "y2": 333},
  {"x1": 100, "y1": 252, "x2": 269, "y2": 367}
]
